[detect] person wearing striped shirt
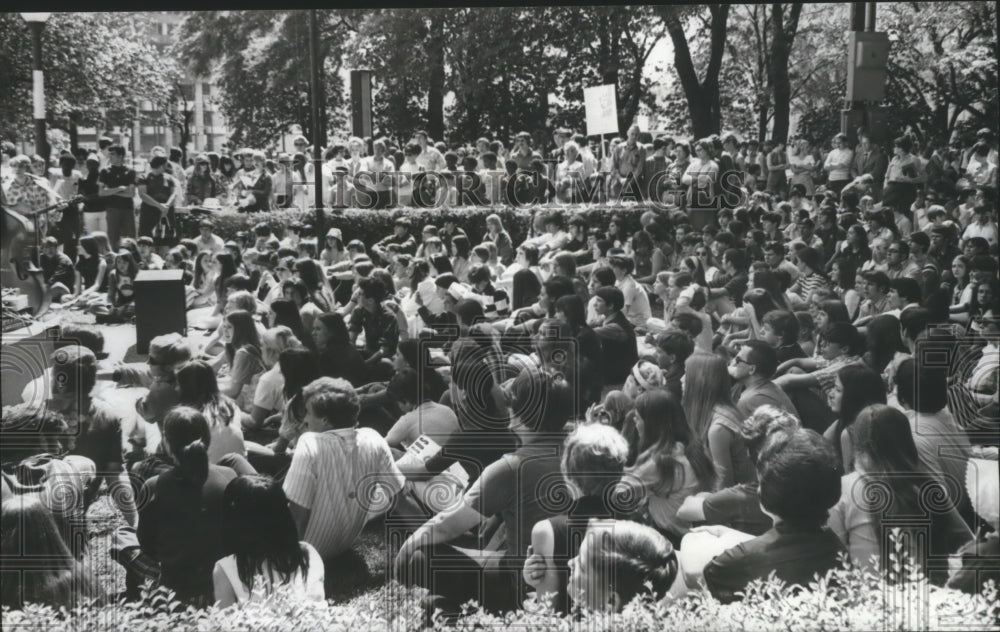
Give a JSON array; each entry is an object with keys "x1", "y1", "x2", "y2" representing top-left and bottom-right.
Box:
[
  {"x1": 284, "y1": 378, "x2": 404, "y2": 564},
  {"x1": 788, "y1": 247, "x2": 830, "y2": 304}
]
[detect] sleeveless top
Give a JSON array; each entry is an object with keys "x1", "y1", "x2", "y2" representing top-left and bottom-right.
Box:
[{"x1": 214, "y1": 541, "x2": 325, "y2": 605}]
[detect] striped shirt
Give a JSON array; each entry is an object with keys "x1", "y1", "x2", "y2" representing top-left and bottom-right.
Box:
[
  {"x1": 283, "y1": 427, "x2": 404, "y2": 560},
  {"x1": 793, "y1": 272, "x2": 830, "y2": 303}
]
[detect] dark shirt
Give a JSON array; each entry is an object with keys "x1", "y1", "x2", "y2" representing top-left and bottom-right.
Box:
[
  {"x1": 98, "y1": 166, "x2": 136, "y2": 210},
  {"x1": 593, "y1": 311, "x2": 638, "y2": 385},
  {"x1": 775, "y1": 343, "x2": 808, "y2": 364},
  {"x1": 701, "y1": 483, "x2": 773, "y2": 536},
  {"x1": 350, "y1": 304, "x2": 400, "y2": 361},
  {"x1": 68, "y1": 400, "x2": 124, "y2": 475},
  {"x1": 75, "y1": 254, "x2": 100, "y2": 289},
  {"x1": 703, "y1": 522, "x2": 844, "y2": 604},
  {"x1": 317, "y1": 343, "x2": 368, "y2": 386},
  {"x1": 375, "y1": 232, "x2": 417, "y2": 257},
  {"x1": 547, "y1": 494, "x2": 625, "y2": 613},
  {"x1": 136, "y1": 171, "x2": 177, "y2": 207},
  {"x1": 137, "y1": 464, "x2": 237, "y2": 604},
  {"x1": 464, "y1": 434, "x2": 566, "y2": 574},
  {"x1": 40, "y1": 252, "x2": 75, "y2": 288}
]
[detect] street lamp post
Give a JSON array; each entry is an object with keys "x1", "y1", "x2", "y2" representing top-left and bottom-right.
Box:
[
  {"x1": 21, "y1": 13, "x2": 51, "y2": 166},
  {"x1": 307, "y1": 9, "x2": 325, "y2": 237}
]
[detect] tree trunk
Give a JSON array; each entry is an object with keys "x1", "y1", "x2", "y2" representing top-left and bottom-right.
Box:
[
  {"x1": 68, "y1": 112, "x2": 81, "y2": 154},
  {"x1": 659, "y1": 5, "x2": 729, "y2": 138},
  {"x1": 768, "y1": 3, "x2": 802, "y2": 143},
  {"x1": 426, "y1": 13, "x2": 446, "y2": 142}
]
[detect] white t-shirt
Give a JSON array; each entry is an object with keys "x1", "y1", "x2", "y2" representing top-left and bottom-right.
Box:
[
  {"x1": 253, "y1": 364, "x2": 285, "y2": 413},
  {"x1": 213, "y1": 541, "x2": 325, "y2": 605}
]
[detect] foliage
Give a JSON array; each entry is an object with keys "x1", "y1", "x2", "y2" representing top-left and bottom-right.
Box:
[
  {"x1": 3, "y1": 555, "x2": 996, "y2": 632},
  {"x1": 174, "y1": 11, "x2": 354, "y2": 149},
  {"x1": 176, "y1": 204, "x2": 653, "y2": 249},
  {"x1": 345, "y1": 7, "x2": 665, "y2": 146},
  {"x1": 0, "y1": 12, "x2": 175, "y2": 143}
]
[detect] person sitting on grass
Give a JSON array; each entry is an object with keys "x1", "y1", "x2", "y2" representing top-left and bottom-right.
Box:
[
  {"x1": 45, "y1": 346, "x2": 137, "y2": 527},
  {"x1": 676, "y1": 405, "x2": 799, "y2": 539},
  {"x1": 691, "y1": 428, "x2": 844, "y2": 604},
  {"x1": 522, "y1": 422, "x2": 632, "y2": 613},
  {"x1": 282, "y1": 377, "x2": 404, "y2": 592},
  {"x1": 136, "y1": 406, "x2": 239, "y2": 606},
  {"x1": 1, "y1": 495, "x2": 100, "y2": 611},
  {"x1": 566, "y1": 519, "x2": 678, "y2": 613},
  {"x1": 213, "y1": 475, "x2": 326, "y2": 608}
]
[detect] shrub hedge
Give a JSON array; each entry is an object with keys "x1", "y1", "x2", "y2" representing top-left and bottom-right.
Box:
[
  {"x1": 4, "y1": 557, "x2": 996, "y2": 632},
  {"x1": 177, "y1": 204, "x2": 657, "y2": 248}
]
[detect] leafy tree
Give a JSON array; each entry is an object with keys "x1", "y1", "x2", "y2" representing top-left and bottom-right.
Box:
[
  {"x1": 654, "y1": 5, "x2": 730, "y2": 139},
  {"x1": 175, "y1": 10, "x2": 355, "y2": 149},
  {"x1": 0, "y1": 12, "x2": 174, "y2": 148}
]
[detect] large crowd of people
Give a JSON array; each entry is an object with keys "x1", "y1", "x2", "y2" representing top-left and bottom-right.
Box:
[{"x1": 1, "y1": 123, "x2": 998, "y2": 620}]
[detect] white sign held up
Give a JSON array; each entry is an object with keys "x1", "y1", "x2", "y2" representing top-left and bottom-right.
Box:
[{"x1": 584, "y1": 85, "x2": 619, "y2": 137}]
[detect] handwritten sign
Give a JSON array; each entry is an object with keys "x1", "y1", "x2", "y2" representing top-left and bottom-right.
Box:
[{"x1": 584, "y1": 84, "x2": 619, "y2": 137}]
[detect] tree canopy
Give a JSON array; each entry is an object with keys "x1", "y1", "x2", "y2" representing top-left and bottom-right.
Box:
[{"x1": 0, "y1": 12, "x2": 176, "y2": 145}]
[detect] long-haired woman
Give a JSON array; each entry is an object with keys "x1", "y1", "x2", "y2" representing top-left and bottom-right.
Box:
[
  {"x1": 272, "y1": 348, "x2": 320, "y2": 455},
  {"x1": 682, "y1": 354, "x2": 755, "y2": 490},
  {"x1": 212, "y1": 251, "x2": 239, "y2": 315},
  {"x1": 176, "y1": 360, "x2": 247, "y2": 463},
  {"x1": 268, "y1": 298, "x2": 313, "y2": 350},
  {"x1": 294, "y1": 258, "x2": 336, "y2": 312},
  {"x1": 213, "y1": 475, "x2": 324, "y2": 607},
  {"x1": 218, "y1": 309, "x2": 265, "y2": 410},
  {"x1": 136, "y1": 406, "x2": 238, "y2": 605},
  {"x1": 313, "y1": 312, "x2": 367, "y2": 386},
  {"x1": 74, "y1": 234, "x2": 108, "y2": 297},
  {"x1": 823, "y1": 364, "x2": 887, "y2": 473},
  {"x1": 863, "y1": 314, "x2": 909, "y2": 392},
  {"x1": 623, "y1": 389, "x2": 716, "y2": 543},
  {"x1": 1, "y1": 495, "x2": 98, "y2": 610},
  {"x1": 829, "y1": 404, "x2": 972, "y2": 582}
]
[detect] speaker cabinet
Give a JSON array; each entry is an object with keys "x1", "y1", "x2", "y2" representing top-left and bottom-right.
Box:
[
  {"x1": 134, "y1": 269, "x2": 186, "y2": 355},
  {"x1": 351, "y1": 70, "x2": 373, "y2": 139},
  {"x1": 847, "y1": 31, "x2": 890, "y2": 102}
]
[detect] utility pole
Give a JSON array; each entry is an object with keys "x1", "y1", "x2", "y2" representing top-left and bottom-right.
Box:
[{"x1": 308, "y1": 9, "x2": 325, "y2": 236}]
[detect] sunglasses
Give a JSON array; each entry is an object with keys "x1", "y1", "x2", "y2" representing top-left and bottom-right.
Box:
[{"x1": 731, "y1": 356, "x2": 752, "y2": 366}]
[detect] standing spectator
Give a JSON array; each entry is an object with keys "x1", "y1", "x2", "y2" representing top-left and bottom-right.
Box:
[
  {"x1": 884, "y1": 135, "x2": 924, "y2": 218},
  {"x1": 97, "y1": 145, "x2": 136, "y2": 248},
  {"x1": 823, "y1": 133, "x2": 854, "y2": 195},
  {"x1": 136, "y1": 156, "x2": 178, "y2": 239},
  {"x1": 610, "y1": 124, "x2": 647, "y2": 198},
  {"x1": 851, "y1": 130, "x2": 888, "y2": 200},
  {"x1": 185, "y1": 154, "x2": 221, "y2": 206}
]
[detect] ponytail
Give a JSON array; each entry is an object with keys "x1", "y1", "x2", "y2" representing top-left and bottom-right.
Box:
[
  {"x1": 162, "y1": 406, "x2": 212, "y2": 486},
  {"x1": 178, "y1": 439, "x2": 209, "y2": 486}
]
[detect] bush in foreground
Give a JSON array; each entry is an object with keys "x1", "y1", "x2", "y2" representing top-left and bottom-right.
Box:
[{"x1": 4, "y1": 557, "x2": 997, "y2": 632}]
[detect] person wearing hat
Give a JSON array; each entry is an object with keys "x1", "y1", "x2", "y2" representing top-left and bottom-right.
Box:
[
  {"x1": 195, "y1": 218, "x2": 226, "y2": 256},
  {"x1": 136, "y1": 155, "x2": 178, "y2": 241},
  {"x1": 272, "y1": 152, "x2": 294, "y2": 208},
  {"x1": 373, "y1": 217, "x2": 417, "y2": 265},
  {"x1": 136, "y1": 236, "x2": 165, "y2": 271},
  {"x1": 320, "y1": 227, "x2": 349, "y2": 267},
  {"x1": 47, "y1": 345, "x2": 138, "y2": 527},
  {"x1": 39, "y1": 235, "x2": 75, "y2": 302},
  {"x1": 962, "y1": 204, "x2": 998, "y2": 248},
  {"x1": 185, "y1": 154, "x2": 221, "y2": 206}
]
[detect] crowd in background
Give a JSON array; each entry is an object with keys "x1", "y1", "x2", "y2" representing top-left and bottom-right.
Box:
[{"x1": 1, "y1": 122, "x2": 998, "y2": 619}]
